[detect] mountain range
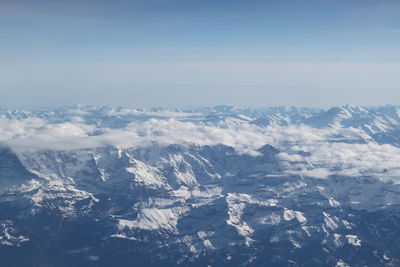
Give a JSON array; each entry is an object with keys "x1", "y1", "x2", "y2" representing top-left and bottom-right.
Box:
[{"x1": 1, "y1": 105, "x2": 400, "y2": 267}]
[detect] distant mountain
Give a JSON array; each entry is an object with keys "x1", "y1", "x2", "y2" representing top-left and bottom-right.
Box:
[{"x1": 1, "y1": 105, "x2": 400, "y2": 266}]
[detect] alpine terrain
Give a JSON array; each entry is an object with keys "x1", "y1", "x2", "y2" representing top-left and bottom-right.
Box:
[{"x1": 1, "y1": 105, "x2": 400, "y2": 267}]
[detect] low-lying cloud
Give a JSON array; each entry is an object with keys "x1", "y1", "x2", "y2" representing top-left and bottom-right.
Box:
[{"x1": 2, "y1": 108, "x2": 400, "y2": 180}]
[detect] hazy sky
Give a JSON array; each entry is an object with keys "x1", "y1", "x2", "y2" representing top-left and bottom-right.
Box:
[{"x1": 1, "y1": 0, "x2": 400, "y2": 108}]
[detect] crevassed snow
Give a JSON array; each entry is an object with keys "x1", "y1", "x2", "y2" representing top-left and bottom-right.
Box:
[
  {"x1": 323, "y1": 212, "x2": 339, "y2": 231},
  {"x1": 126, "y1": 159, "x2": 167, "y2": 188},
  {"x1": 283, "y1": 209, "x2": 306, "y2": 224},
  {"x1": 0, "y1": 221, "x2": 30, "y2": 246},
  {"x1": 118, "y1": 206, "x2": 190, "y2": 233},
  {"x1": 226, "y1": 193, "x2": 255, "y2": 242},
  {"x1": 346, "y1": 235, "x2": 362, "y2": 246}
]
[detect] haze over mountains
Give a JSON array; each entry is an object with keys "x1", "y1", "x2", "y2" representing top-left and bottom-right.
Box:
[{"x1": 1, "y1": 105, "x2": 400, "y2": 266}]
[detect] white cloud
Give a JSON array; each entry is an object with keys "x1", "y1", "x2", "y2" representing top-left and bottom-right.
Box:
[{"x1": 2, "y1": 111, "x2": 400, "y2": 180}]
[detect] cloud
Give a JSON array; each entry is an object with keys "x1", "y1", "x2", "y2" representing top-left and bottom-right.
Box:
[
  {"x1": 3, "y1": 109, "x2": 400, "y2": 180},
  {"x1": 5, "y1": 118, "x2": 272, "y2": 153},
  {"x1": 0, "y1": 117, "x2": 47, "y2": 141},
  {"x1": 278, "y1": 133, "x2": 400, "y2": 179},
  {"x1": 299, "y1": 168, "x2": 331, "y2": 179}
]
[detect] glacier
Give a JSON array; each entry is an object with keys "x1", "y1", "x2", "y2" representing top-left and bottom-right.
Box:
[{"x1": 0, "y1": 105, "x2": 400, "y2": 266}]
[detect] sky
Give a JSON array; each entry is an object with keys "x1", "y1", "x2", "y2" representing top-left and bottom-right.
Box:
[{"x1": 1, "y1": 0, "x2": 400, "y2": 109}]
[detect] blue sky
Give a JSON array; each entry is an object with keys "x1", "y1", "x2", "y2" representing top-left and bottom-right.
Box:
[{"x1": 1, "y1": 0, "x2": 400, "y2": 108}]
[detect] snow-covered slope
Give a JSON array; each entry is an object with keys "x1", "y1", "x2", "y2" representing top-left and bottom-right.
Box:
[{"x1": 1, "y1": 105, "x2": 400, "y2": 267}]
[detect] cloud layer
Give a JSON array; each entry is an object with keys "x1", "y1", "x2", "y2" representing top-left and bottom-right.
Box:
[{"x1": 2, "y1": 106, "x2": 400, "y2": 180}]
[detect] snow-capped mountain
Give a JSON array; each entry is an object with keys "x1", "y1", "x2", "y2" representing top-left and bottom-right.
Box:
[{"x1": 1, "y1": 105, "x2": 400, "y2": 267}]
